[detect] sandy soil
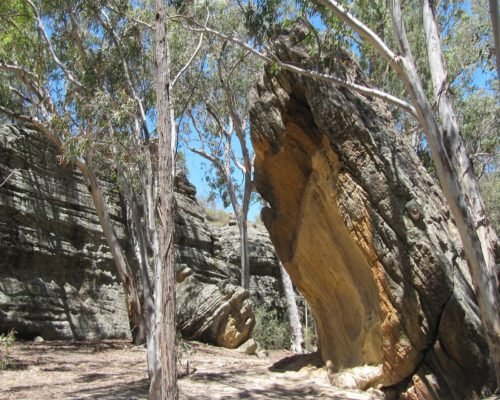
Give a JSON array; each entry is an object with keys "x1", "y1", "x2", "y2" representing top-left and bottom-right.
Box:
[{"x1": 0, "y1": 340, "x2": 384, "y2": 399}]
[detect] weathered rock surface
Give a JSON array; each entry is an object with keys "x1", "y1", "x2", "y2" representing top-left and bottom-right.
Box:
[
  {"x1": 0, "y1": 126, "x2": 276, "y2": 348},
  {"x1": 0, "y1": 125, "x2": 130, "y2": 340},
  {"x1": 249, "y1": 25, "x2": 493, "y2": 399},
  {"x1": 211, "y1": 222, "x2": 286, "y2": 316},
  {"x1": 174, "y1": 176, "x2": 256, "y2": 348}
]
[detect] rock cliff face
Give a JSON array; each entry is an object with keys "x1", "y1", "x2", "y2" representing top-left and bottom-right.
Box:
[
  {"x1": 249, "y1": 26, "x2": 492, "y2": 399},
  {"x1": 0, "y1": 125, "x2": 130, "y2": 340},
  {"x1": 0, "y1": 125, "x2": 280, "y2": 348},
  {"x1": 174, "y1": 176, "x2": 258, "y2": 348}
]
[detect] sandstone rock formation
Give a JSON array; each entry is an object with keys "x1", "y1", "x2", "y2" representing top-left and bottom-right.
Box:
[
  {"x1": 0, "y1": 125, "x2": 130, "y2": 340},
  {"x1": 174, "y1": 175, "x2": 256, "y2": 348},
  {"x1": 249, "y1": 25, "x2": 493, "y2": 399},
  {"x1": 0, "y1": 125, "x2": 282, "y2": 348},
  {"x1": 212, "y1": 222, "x2": 286, "y2": 316}
]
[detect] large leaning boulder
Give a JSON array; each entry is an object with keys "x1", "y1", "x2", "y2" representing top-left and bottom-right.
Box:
[{"x1": 249, "y1": 25, "x2": 493, "y2": 399}]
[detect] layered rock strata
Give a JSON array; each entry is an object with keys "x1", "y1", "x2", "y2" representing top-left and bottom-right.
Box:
[
  {"x1": 0, "y1": 125, "x2": 279, "y2": 348},
  {"x1": 174, "y1": 175, "x2": 256, "y2": 348},
  {"x1": 249, "y1": 25, "x2": 493, "y2": 399},
  {"x1": 0, "y1": 125, "x2": 130, "y2": 340}
]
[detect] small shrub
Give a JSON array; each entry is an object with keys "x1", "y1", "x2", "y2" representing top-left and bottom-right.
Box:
[
  {"x1": 0, "y1": 329, "x2": 16, "y2": 369},
  {"x1": 303, "y1": 326, "x2": 317, "y2": 352},
  {"x1": 205, "y1": 208, "x2": 233, "y2": 226},
  {"x1": 252, "y1": 307, "x2": 291, "y2": 350}
]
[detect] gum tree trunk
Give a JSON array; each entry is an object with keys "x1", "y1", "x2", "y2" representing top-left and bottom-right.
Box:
[
  {"x1": 76, "y1": 159, "x2": 145, "y2": 345},
  {"x1": 152, "y1": 0, "x2": 178, "y2": 398},
  {"x1": 279, "y1": 263, "x2": 304, "y2": 353}
]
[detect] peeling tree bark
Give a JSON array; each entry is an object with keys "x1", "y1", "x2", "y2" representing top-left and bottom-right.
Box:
[
  {"x1": 74, "y1": 159, "x2": 145, "y2": 345},
  {"x1": 421, "y1": 0, "x2": 500, "y2": 386},
  {"x1": 153, "y1": 0, "x2": 178, "y2": 398}
]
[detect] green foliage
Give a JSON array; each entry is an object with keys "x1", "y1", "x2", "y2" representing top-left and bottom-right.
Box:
[
  {"x1": 176, "y1": 151, "x2": 189, "y2": 176},
  {"x1": 303, "y1": 326, "x2": 317, "y2": 352},
  {"x1": 0, "y1": 329, "x2": 16, "y2": 370},
  {"x1": 480, "y1": 172, "x2": 500, "y2": 234},
  {"x1": 252, "y1": 307, "x2": 291, "y2": 350}
]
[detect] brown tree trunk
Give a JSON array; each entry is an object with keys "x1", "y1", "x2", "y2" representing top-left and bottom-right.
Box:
[{"x1": 153, "y1": 0, "x2": 178, "y2": 399}]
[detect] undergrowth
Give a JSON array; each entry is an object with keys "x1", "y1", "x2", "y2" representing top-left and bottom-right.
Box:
[
  {"x1": 0, "y1": 329, "x2": 16, "y2": 369},
  {"x1": 252, "y1": 307, "x2": 291, "y2": 350}
]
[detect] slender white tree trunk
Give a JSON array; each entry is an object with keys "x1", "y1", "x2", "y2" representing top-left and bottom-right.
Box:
[
  {"x1": 489, "y1": 0, "x2": 500, "y2": 79},
  {"x1": 76, "y1": 159, "x2": 145, "y2": 345},
  {"x1": 238, "y1": 217, "x2": 251, "y2": 290},
  {"x1": 387, "y1": 0, "x2": 500, "y2": 385},
  {"x1": 279, "y1": 263, "x2": 304, "y2": 353}
]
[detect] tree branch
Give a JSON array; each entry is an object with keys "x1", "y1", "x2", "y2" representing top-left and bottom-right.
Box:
[
  {"x1": 0, "y1": 170, "x2": 15, "y2": 188},
  {"x1": 26, "y1": 0, "x2": 83, "y2": 88},
  {"x1": 314, "y1": 0, "x2": 398, "y2": 67},
  {"x1": 173, "y1": 16, "x2": 417, "y2": 118},
  {"x1": 171, "y1": 8, "x2": 209, "y2": 87}
]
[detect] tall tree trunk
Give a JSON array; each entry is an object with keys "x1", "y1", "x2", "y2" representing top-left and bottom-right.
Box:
[
  {"x1": 115, "y1": 161, "x2": 154, "y2": 347},
  {"x1": 421, "y1": 0, "x2": 500, "y2": 386},
  {"x1": 238, "y1": 217, "x2": 251, "y2": 290},
  {"x1": 386, "y1": 0, "x2": 500, "y2": 386},
  {"x1": 76, "y1": 159, "x2": 145, "y2": 345},
  {"x1": 279, "y1": 263, "x2": 304, "y2": 353},
  {"x1": 153, "y1": 0, "x2": 178, "y2": 399}
]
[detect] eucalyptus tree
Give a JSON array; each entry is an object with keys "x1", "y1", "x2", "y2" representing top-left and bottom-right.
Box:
[
  {"x1": 0, "y1": 0, "x2": 205, "y2": 397},
  {"x1": 153, "y1": 1, "x2": 177, "y2": 397},
  {"x1": 313, "y1": 0, "x2": 500, "y2": 385},
  {"x1": 178, "y1": 2, "x2": 259, "y2": 291},
  {"x1": 0, "y1": 0, "x2": 147, "y2": 343},
  {"x1": 176, "y1": 1, "x2": 307, "y2": 353}
]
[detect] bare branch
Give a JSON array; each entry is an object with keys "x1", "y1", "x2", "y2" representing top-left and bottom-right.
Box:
[
  {"x1": 230, "y1": 148, "x2": 246, "y2": 174},
  {"x1": 173, "y1": 16, "x2": 417, "y2": 119},
  {"x1": 0, "y1": 171, "x2": 15, "y2": 187},
  {"x1": 315, "y1": 0, "x2": 398, "y2": 68},
  {"x1": 188, "y1": 146, "x2": 224, "y2": 172},
  {"x1": 108, "y1": 3, "x2": 155, "y2": 31},
  {"x1": 171, "y1": 8, "x2": 209, "y2": 87},
  {"x1": 26, "y1": 0, "x2": 83, "y2": 88}
]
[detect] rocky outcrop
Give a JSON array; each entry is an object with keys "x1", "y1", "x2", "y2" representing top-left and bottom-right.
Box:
[
  {"x1": 174, "y1": 176, "x2": 256, "y2": 348},
  {"x1": 249, "y1": 25, "x2": 493, "y2": 399},
  {"x1": 0, "y1": 125, "x2": 268, "y2": 347},
  {"x1": 0, "y1": 125, "x2": 130, "y2": 340},
  {"x1": 212, "y1": 222, "x2": 286, "y2": 316}
]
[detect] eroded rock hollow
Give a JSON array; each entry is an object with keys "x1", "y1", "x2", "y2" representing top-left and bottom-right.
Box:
[{"x1": 249, "y1": 25, "x2": 493, "y2": 399}]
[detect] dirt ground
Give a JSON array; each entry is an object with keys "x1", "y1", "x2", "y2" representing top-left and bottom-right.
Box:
[{"x1": 0, "y1": 340, "x2": 385, "y2": 399}]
